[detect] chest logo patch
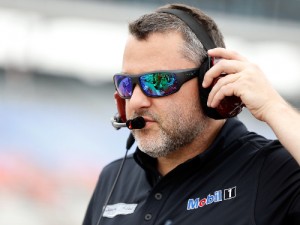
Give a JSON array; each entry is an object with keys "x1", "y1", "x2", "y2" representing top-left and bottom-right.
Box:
[
  {"x1": 103, "y1": 203, "x2": 138, "y2": 218},
  {"x1": 187, "y1": 186, "x2": 236, "y2": 210}
]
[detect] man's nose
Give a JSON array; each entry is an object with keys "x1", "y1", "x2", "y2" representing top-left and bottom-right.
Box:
[{"x1": 128, "y1": 85, "x2": 151, "y2": 110}]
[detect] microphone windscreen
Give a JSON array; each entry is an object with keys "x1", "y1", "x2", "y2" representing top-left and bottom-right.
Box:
[{"x1": 126, "y1": 117, "x2": 146, "y2": 129}]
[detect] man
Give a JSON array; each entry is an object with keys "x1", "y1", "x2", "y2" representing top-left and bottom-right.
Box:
[{"x1": 83, "y1": 3, "x2": 300, "y2": 225}]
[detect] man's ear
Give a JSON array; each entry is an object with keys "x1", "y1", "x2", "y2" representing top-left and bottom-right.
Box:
[{"x1": 114, "y1": 92, "x2": 127, "y2": 122}]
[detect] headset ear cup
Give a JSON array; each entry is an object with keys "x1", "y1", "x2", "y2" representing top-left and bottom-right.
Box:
[
  {"x1": 198, "y1": 57, "x2": 225, "y2": 119},
  {"x1": 198, "y1": 57, "x2": 244, "y2": 119},
  {"x1": 114, "y1": 92, "x2": 127, "y2": 122}
]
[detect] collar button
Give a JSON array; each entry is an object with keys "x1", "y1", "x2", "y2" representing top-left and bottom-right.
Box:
[{"x1": 154, "y1": 192, "x2": 163, "y2": 200}]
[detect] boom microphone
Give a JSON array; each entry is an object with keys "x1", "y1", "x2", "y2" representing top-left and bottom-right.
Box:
[
  {"x1": 126, "y1": 117, "x2": 146, "y2": 129},
  {"x1": 111, "y1": 116, "x2": 146, "y2": 130}
]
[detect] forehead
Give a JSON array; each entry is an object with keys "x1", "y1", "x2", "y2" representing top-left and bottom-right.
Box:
[{"x1": 122, "y1": 32, "x2": 196, "y2": 74}]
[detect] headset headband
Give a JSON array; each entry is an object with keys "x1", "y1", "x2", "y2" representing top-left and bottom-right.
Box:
[{"x1": 158, "y1": 8, "x2": 216, "y2": 50}]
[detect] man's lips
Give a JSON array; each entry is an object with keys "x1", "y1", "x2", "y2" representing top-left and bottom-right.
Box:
[{"x1": 140, "y1": 116, "x2": 155, "y2": 123}]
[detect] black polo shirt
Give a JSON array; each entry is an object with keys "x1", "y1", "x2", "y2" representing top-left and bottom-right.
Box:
[{"x1": 83, "y1": 118, "x2": 300, "y2": 225}]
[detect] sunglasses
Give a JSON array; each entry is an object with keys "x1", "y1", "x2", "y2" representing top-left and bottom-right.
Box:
[{"x1": 113, "y1": 67, "x2": 201, "y2": 99}]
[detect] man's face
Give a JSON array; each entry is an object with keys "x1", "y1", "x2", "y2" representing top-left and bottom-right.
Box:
[{"x1": 122, "y1": 32, "x2": 209, "y2": 158}]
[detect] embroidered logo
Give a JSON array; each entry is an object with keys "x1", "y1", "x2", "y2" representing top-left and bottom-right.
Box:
[{"x1": 187, "y1": 187, "x2": 236, "y2": 210}]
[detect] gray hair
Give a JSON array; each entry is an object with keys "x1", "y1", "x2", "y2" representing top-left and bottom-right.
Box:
[{"x1": 128, "y1": 3, "x2": 225, "y2": 66}]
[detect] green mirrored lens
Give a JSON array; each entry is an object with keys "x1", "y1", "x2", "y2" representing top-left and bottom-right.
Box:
[{"x1": 140, "y1": 73, "x2": 178, "y2": 97}]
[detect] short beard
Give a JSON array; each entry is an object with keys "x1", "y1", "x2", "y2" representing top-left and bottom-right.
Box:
[{"x1": 132, "y1": 107, "x2": 208, "y2": 158}]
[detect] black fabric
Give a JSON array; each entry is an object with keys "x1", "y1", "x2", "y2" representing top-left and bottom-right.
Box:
[{"x1": 83, "y1": 118, "x2": 300, "y2": 225}]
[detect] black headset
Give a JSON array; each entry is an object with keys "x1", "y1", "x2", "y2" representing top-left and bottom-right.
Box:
[{"x1": 159, "y1": 8, "x2": 243, "y2": 119}]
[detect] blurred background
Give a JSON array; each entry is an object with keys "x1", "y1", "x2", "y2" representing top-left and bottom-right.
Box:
[{"x1": 0, "y1": 0, "x2": 299, "y2": 224}]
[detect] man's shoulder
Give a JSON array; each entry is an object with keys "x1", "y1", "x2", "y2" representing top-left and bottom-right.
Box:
[
  {"x1": 241, "y1": 135, "x2": 299, "y2": 176},
  {"x1": 101, "y1": 153, "x2": 139, "y2": 177},
  {"x1": 233, "y1": 130, "x2": 297, "y2": 168},
  {"x1": 242, "y1": 133, "x2": 290, "y2": 158},
  {"x1": 238, "y1": 130, "x2": 283, "y2": 154},
  {"x1": 221, "y1": 118, "x2": 278, "y2": 153},
  {"x1": 259, "y1": 139, "x2": 298, "y2": 167}
]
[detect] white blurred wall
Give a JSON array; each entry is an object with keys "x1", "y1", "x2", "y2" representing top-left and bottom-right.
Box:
[{"x1": 0, "y1": 0, "x2": 299, "y2": 97}]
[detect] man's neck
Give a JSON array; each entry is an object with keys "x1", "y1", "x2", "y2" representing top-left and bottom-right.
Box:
[{"x1": 157, "y1": 120, "x2": 225, "y2": 176}]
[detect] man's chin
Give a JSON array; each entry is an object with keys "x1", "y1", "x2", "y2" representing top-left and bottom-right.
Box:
[{"x1": 141, "y1": 149, "x2": 166, "y2": 158}]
